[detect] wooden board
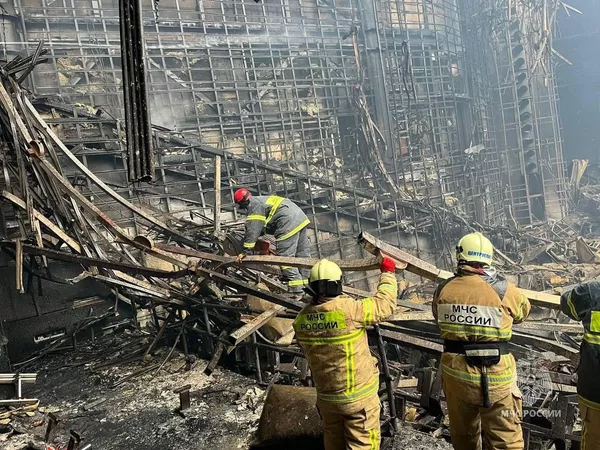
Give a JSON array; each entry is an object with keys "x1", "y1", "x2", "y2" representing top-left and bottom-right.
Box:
[{"x1": 358, "y1": 231, "x2": 561, "y2": 309}]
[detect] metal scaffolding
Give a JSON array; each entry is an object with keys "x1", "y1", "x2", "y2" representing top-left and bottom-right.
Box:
[{"x1": 0, "y1": 0, "x2": 570, "y2": 288}]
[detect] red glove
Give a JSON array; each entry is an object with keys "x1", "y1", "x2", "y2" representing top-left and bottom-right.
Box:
[{"x1": 380, "y1": 257, "x2": 396, "y2": 273}]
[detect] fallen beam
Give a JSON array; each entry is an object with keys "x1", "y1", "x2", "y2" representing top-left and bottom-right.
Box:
[
  {"x1": 22, "y1": 94, "x2": 194, "y2": 245},
  {"x1": 204, "y1": 330, "x2": 228, "y2": 376},
  {"x1": 2, "y1": 191, "x2": 82, "y2": 253},
  {"x1": 396, "y1": 378, "x2": 419, "y2": 388},
  {"x1": 156, "y1": 243, "x2": 384, "y2": 272},
  {"x1": 34, "y1": 156, "x2": 188, "y2": 269},
  {"x1": 194, "y1": 266, "x2": 304, "y2": 311},
  {"x1": 388, "y1": 312, "x2": 434, "y2": 322},
  {"x1": 0, "y1": 242, "x2": 190, "y2": 280},
  {"x1": 515, "y1": 322, "x2": 583, "y2": 333},
  {"x1": 358, "y1": 231, "x2": 560, "y2": 309},
  {"x1": 358, "y1": 232, "x2": 451, "y2": 280},
  {"x1": 511, "y1": 332, "x2": 579, "y2": 364},
  {"x1": 229, "y1": 305, "x2": 286, "y2": 347},
  {"x1": 379, "y1": 329, "x2": 443, "y2": 354}
]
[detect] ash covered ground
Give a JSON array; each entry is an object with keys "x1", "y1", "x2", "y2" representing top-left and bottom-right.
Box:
[
  {"x1": 2, "y1": 334, "x2": 263, "y2": 450},
  {"x1": 0, "y1": 334, "x2": 453, "y2": 450}
]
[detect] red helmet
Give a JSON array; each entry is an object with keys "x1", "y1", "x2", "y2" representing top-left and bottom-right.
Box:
[{"x1": 234, "y1": 188, "x2": 252, "y2": 204}]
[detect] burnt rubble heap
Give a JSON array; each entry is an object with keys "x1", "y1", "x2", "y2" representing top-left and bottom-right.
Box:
[{"x1": 0, "y1": 52, "x2": 597, "y2": 450}]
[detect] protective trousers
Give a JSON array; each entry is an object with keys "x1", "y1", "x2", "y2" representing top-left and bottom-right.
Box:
[
  {"x1": 317, "y1": 394, "x2": 381, "y2": 450},
  {"x1": 276, "y1": 226, "x2": 310, "y2": 293},
  {"x1": 445, "y1": 386, "x2": 524, "y2": 450},
  {"x1": 580, "y1": 402, "x2": 600, "y2": 450}
]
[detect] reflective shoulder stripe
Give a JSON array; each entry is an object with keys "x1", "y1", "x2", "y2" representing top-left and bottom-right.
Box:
[
  {"x1": 297, "y1": 327, "x2": 365, "y2": 345},
  {"x1": 514, "y1": 297, "x2": 527, "y2": 321},
  {"x1": 288, "y1": 279, "x2": 308, "y2": 287},
  {"x1": 317, "y1": 377, "x2": 379, "y2": 403},
  {"x1": 379, "y1": 283, "x2": 397, "y2": 293},
  {"x1": 265, "y1": 196, "x2": 285, "y2": 225},
  {"x1": 579, "y1": 395, "x2": 600, "y2": 410},
  {"x1": 247, "y1": 214, "x2": 267, "y2": 222},
  {"x1": 266, "y1": 195, "x2": 285, "y2": 206},
  {"x1": 584, "y1": 333, "x2": 600, "y2": 345},
  {"x1": 363, "y1": 298, "x2": 373, "y2": 326},
  {"x1": 243, "y1": 242, "x2": 256, "y2": 249},
  {"x1": 277, "y1": 219, "x2": 310, "y2": 241},
  {"x1": 567, "y1": 291, "x2": 579, "y2": 320}
]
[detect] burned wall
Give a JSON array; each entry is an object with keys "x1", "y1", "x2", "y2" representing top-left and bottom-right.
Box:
[{"x1": 0, "y1": 0, "x2": 570, "y2": 286}]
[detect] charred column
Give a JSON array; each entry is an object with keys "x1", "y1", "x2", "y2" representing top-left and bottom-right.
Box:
[
  {"x1": 119, "y1": 0, "x2": 155, "y2": 183},
  {"x1": 509, "y1": 11, "x2": 545, "y2": 221}
]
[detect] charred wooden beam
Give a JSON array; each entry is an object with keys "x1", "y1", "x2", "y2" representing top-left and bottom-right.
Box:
[
  {"x1": 0, "y1": 241, "x2": 191, "y2": 280},
  {"x1": 511, "y1": 332, "x2": 579, "y2": 364},
  {"x1": 358, "y1": 231, "x2": 560, "y2": 309},
  {"x1": 228, "y1": 305, "x2": 286, "y2": 347},
  {"x1": 2, "y1": 191, "x2": 82, "y2": 253},
  {"x1": 204, "y1": 330, "x2": 228, "y2": 376},
  {"x1": 378, "y1": 329, "x2": 443, "y2": 354},
  {"x1": 157, "y1": 242, "x2": 384, "y2": 272},
  {"x1": 21, "y1": 95, "x2": 193, "y2": 245},
  {"x1": 194, "y1": 266, "x2": 304, "y2": 311}
]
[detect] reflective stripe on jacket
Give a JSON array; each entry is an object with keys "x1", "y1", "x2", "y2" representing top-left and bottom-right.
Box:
[
  {"x1": 432, "y1": 266, "x2": 531, "y2": 405},
  {"x1": 560, "y1": 282, "x2": 600, "y2": 409},
  {"x1": 293, "y1": 272, "x2": 398, "y2": 405},
  {"x1": 243, "y1": 195, "x2": 309, "y2": 250}
]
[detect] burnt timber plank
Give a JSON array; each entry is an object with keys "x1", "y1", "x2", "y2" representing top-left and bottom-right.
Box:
[
  {"x1": 228, "y1": 305, "x2": 286, "y2": 347},
  {"x1": 358, "y1": 231, "x2": 560, "y2": 309}
]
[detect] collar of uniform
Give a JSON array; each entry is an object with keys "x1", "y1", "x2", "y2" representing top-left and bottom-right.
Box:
[
  {"x1": 456, "y1": 264, "x2": 499, "y2": 283},
  {"x1": 455, "y1": 264, "x2": 485, "y2": 276},
  {"x1": 313, "y1": 295, "x2": 340, "y2": 305}
]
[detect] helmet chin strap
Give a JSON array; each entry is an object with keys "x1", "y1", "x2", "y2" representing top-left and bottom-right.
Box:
[{"x1": 304, "y1": 285, "x2": 319, "y2": 302}]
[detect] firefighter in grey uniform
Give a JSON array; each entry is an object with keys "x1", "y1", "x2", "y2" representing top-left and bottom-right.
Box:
[
  {"x1": 560, "y1": 282, "x2": 600, "y2": 450},
  {"x1": 234, "y1": 187, "x2": 310, "y2": 293}
]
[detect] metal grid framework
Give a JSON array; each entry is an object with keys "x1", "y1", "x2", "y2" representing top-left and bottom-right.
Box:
[
  {"x1": 1, "y1": 0, "x2": 570, "y2": 287},
  {"x1": 487, "y1": 3, "x2": 568, "y2": 224},
  {"x1": 374, "y1": 1, "x2": 506, "y2": 224}
]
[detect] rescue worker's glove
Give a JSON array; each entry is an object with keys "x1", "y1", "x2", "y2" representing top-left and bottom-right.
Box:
[
  {"x1": 235, "y1": 253, "x2": 246, "y2": 263},
  {"x1": 380, "y1": 257, "x2": 396, "y2": 273}
]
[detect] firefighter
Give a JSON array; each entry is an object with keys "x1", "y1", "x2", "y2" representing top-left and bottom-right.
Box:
[
  {"x1": 559, "y1": 282, "x2": 600, "y2": 450},
  {"x1": 433, "y1": 232, "x2": 531, "y2": 450},
  {"x1": 293, "y1": 257, "x2": 398, "y2": 450},
  {"x1": 233, "y1": 188, "x2": 310, "y2": 293}
]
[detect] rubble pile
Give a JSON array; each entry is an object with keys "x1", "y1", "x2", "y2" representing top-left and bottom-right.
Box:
[{"x1": 0, "y1": 53, "x2": 594, "y2": 449}]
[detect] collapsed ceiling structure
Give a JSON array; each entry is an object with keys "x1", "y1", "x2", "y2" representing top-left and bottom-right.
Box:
[{"x1": 0, "y1": 0, "x2": 598, "y2": 449}]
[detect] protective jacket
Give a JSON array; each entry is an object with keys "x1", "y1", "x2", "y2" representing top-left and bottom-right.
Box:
[
  {"x1": 293, "y1": 272, "x2": 398, "y2": 405},
  {"x1": 242, "y1": 195, "x2": 309, "y2": 251},
  {"x1": 560, "y1": 281, "x2": 600, "y2": 410},
  {"x1": 433, "y1": 266, "x2": 531, "y2": 405}
]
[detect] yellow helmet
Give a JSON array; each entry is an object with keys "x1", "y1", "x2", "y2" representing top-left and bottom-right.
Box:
[
  {"x1": 456, "y1": 232, "x2": 494, "y2": 266},
  {"x1": 308, "y1": 259, "x2": 342, "y2": 297}
]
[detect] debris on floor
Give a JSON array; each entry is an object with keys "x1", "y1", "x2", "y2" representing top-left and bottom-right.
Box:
[{"x1": 0, "y1": 45, "x2": 596, "y2": 450}]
